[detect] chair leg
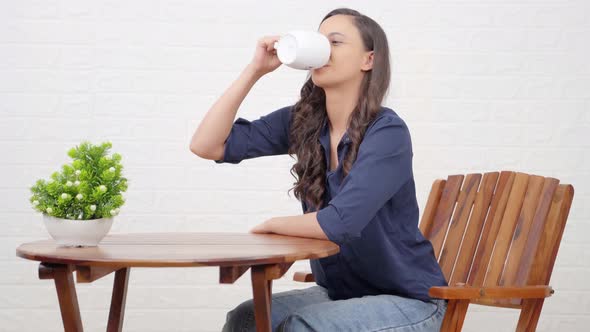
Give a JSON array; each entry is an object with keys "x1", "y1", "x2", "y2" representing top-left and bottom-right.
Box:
[
  {"x1": 107, "y1": 268, "x2": 131, "y2": 332},
  {"x1": 440, "y1": 299, "x2": 469, "y2": 332},
  {"x1": 50, "y1": 264, "x2": 84, "y2": 332},
  {"x1": 516, "y1": 299, "x2": 544, "y2": 332}
]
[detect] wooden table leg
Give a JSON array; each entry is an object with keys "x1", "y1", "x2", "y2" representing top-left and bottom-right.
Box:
[
  {"x1": 39, "y1": 263, "x2": 83, "y2": 332},
  {"x1": 107, "y1": 268, "x2": 131, "y2": 332},
  {"x1": 251, "y1": 265, "x2": 273, "y2": 332}
]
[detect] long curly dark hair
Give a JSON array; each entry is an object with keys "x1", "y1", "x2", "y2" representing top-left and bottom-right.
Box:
[{"x1": 287, "y1": 8, "x2": 391, "y2": 212}]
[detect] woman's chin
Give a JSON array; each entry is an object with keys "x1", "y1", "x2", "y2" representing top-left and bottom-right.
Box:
[{"x1": 311, "y1": 71, "x2": 333, "y2": 88}]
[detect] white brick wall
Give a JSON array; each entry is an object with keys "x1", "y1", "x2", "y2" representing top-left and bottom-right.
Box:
[{"x1": 1, "y1": 0, "x2": 588, "y2": 331}]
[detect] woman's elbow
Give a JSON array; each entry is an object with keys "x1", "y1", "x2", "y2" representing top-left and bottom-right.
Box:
[{"x1": 189, "y1": 142, "x2": 224, "y2": 160}]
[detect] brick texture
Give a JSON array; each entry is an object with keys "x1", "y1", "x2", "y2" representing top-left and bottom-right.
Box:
[{"x1": 1, "y1": 1, "x2": 588, "y2": 331}]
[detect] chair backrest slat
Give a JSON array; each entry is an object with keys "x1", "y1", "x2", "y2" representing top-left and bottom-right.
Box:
[
  {"x1": 504, "y1": 177, "x2": 559, "y2": 286},
  {"x1": 526, "y1": 184, "x2": 574, "y2": 286},
  {"x1": 449, "y1": 172, "x2": 498, "y2": 286},
  {"x1": 419, "y1": 179, "x2": 445, "y2": 238},
  {"x1": 467, "y1": 171, "x2": 515, "y2": 287},
  {"x1": 484, "y1": 172, "x2": 530, "y2": 288},
  {"x1": 418, "y1": 170, "x2": 574, "y2": 311},
  {"x1": 426, "y1": 175, "x2": 463, "y2": 260},
  {"x1": 438, "y1": 174, "x2": 481, "y2": 282}
]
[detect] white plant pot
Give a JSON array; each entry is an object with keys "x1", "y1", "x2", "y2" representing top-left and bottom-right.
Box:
[{"x1": 42, "y1": 214, "x2": 114, "y2": 247}]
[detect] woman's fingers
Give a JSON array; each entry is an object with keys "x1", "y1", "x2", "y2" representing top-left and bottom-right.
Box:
[
  {"x1": 249, "y1": 35, "x2": 283, "y2": 76},
  {"x1": 259, "y1": 35, "x2": 281, "y2": 52}
]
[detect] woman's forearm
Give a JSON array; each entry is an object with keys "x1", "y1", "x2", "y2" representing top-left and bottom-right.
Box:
[
  {"x1": 269, "y1": 212, "x2": 329, "y2": 240},
  {"x1": 189, "y1": 63, "x2": 263, "y2": 159}
]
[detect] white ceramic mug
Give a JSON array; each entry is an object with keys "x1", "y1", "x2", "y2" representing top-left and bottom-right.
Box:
[{"x1": 273, "y1": 30, "x2": 331, "y2": 70}]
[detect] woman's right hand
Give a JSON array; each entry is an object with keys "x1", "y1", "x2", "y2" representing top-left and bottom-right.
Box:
[{"x1": 248, "y1": 35, "x2": 282, "y2": 77}]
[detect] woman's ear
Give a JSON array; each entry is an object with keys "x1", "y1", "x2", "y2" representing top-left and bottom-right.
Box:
[{"x1": 361, "y1": 51, "x2": 374, "y2": 72}]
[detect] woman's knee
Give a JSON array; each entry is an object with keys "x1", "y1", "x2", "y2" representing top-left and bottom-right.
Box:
[
  {"x1": 222, "y1": 299, "x2": 256, "y2": 332},
  {"x1": 277, "y1": 313, "x2": 310, "y2": 332}
]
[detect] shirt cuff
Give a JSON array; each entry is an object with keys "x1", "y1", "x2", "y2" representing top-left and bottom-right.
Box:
[{"x1": 316, "y1": 204, "x2": 352, "y2": 245}]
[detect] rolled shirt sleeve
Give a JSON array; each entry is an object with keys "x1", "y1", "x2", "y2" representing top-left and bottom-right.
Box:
[
  {"x1": 316, "y1": 116, "x2": 414, "y2": 245},
  {"x1": 214, "y1": 105, "x2": 292, "y2": 164}
]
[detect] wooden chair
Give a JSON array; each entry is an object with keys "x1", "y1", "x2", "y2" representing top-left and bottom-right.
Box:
[{"x1": 293, "y1": 171, "x2": 575, "y2": 331}]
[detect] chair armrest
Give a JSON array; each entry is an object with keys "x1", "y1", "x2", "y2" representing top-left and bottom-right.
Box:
[
  {"x1": 293, "y1": 271, "x2": 315, "y2": 282},
  {"x1": 429, "y1": 285, "x2": 554, "y2": 300}
]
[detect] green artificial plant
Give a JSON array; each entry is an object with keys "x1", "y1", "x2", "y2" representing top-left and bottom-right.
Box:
[{"x1": 29, "y1": 141, "x2": 128, "y2": 220}]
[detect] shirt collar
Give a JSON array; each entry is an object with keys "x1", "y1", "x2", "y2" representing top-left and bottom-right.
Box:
[{"x1": 318, "y1": 117, "x2": 352, "y2": 150}]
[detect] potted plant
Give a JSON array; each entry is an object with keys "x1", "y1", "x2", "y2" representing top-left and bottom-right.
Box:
[{"x1": 29, "y1": 141, "x2": 128, "y2": 247}]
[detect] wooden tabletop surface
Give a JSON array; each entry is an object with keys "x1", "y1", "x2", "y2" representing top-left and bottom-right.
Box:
[{"x1": 16, "y1": 232, "x2": 340, "y2": 268}]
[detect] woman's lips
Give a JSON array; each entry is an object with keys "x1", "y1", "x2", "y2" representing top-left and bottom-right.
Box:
[{"x1": 313, "y1": 64, "x2": 329, "y2": 72}]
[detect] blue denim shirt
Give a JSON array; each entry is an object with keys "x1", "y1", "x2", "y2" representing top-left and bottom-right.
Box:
[{"x1": 214, "y1": 105, "x2": 448, "y2": 302}]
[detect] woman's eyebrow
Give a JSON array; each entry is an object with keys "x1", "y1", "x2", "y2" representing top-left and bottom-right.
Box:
[{"x1": 328, "y1": 32, "x2": 345, "y2": 38}]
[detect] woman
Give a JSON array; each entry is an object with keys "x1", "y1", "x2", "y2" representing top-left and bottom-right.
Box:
[{"x1": 190, "y1": 7, "x2": 448, "y2": 332}]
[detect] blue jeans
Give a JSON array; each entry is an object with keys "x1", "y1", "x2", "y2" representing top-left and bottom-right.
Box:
[{"x1": 222, "y1": 285, "x2": 447, "y2": 331}]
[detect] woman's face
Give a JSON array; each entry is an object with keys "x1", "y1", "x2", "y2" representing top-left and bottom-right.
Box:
[{"x1": 311, "y1": 14, "x2": 374, "y2": 89}]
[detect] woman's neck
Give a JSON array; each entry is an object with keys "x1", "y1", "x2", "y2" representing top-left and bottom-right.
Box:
[{"x1": 324, "y1": 81, "x2": 361, "y2": 135}]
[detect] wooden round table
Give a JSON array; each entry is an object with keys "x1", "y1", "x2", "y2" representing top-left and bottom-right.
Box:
[{"x1": 16, "y1": 232, "x2": 339, "y2": 332}]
